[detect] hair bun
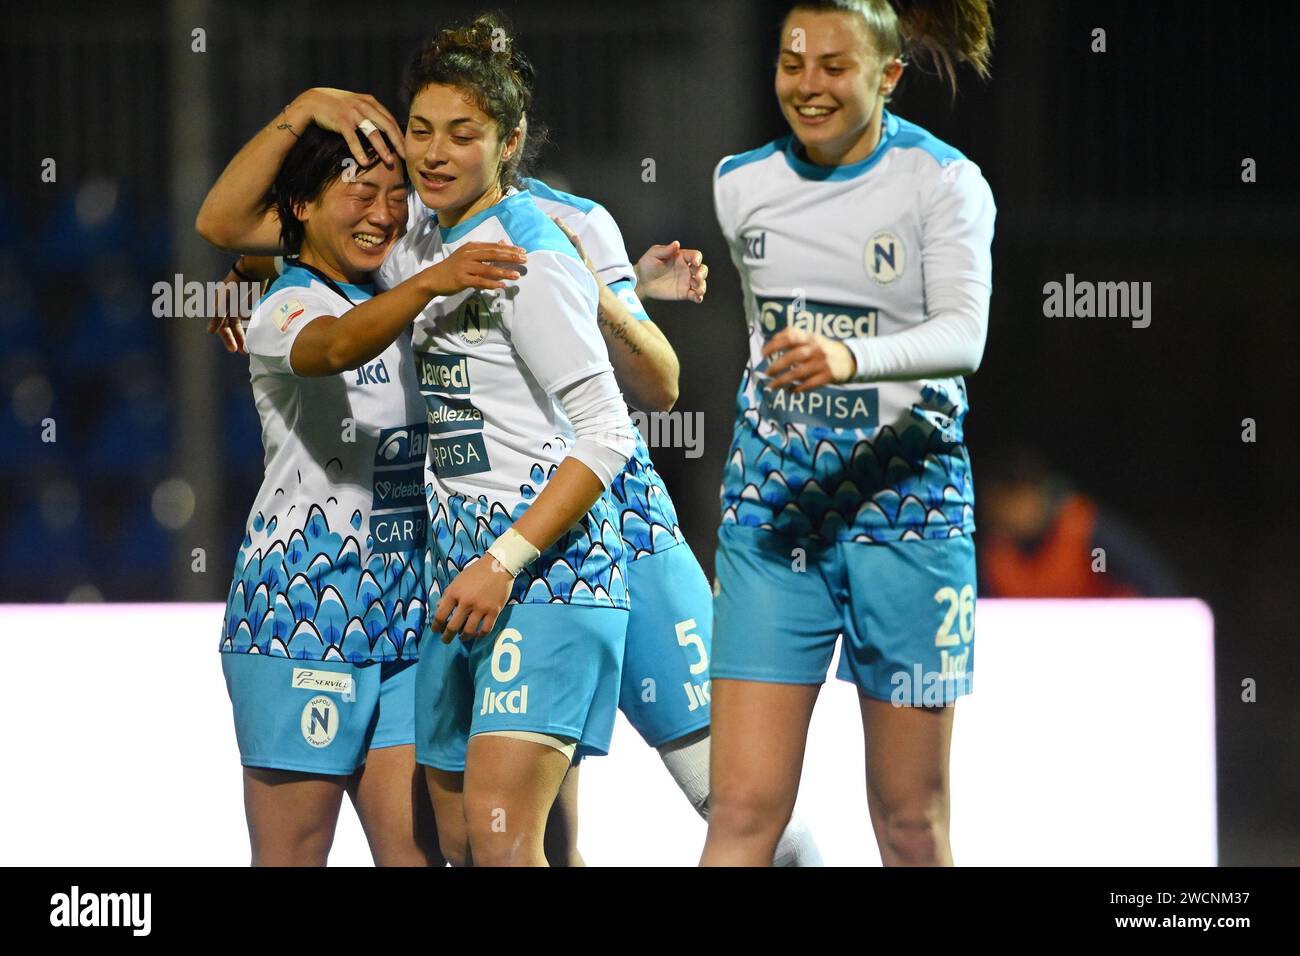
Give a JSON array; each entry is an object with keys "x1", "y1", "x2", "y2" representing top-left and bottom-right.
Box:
[{"x1": 430, "y1": 12, "x2": 514, "y2": 61}]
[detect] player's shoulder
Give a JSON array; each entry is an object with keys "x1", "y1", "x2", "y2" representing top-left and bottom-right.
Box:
[
  {"x1": 244, "y1": 267, "x2": 335, "y2": 346},
  {"x1": 523, "y1": 178, "x2": 624, "y2": 240},
  {"x1": 884, "y1": 112, "x2": 969, "y2": 169},
  {"x1": 493, "y1": 190, "x2": 583, "y2": 262},
  {"x1": 255, "y1": 266, "x2": 332, "y2": 315},
  {"x1": 715, "y1": 135, "x2": 791, "y2": 185},
  {"x1": 521, "y1": 177, "x2": 602, "y2": 217},
  {"x1": 882, "y1": 111, "x2": 990, "y2": 193}
]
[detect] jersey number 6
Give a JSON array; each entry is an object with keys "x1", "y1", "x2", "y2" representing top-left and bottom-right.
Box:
[{"x1": 491, "y1": 628, "x2": 524, "y2": 682}]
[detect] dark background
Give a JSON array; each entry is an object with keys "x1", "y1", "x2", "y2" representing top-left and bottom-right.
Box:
[{"x1": 3, "y1": 0, "x2": 1296, "y2": 863}]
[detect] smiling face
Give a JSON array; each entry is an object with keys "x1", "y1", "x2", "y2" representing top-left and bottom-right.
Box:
[
  {"x1": 297, "y1": 159, "x2": 408, "y2": 284},
  {"x1": 775, "y1": 8, "x2": 903, "y2": 166},
  {"x1": 404, "y1": 82, "x2": 520, "y2": 225}
]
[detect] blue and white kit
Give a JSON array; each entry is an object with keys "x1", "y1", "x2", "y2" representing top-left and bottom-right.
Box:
[
  {"x1": 710, "y1": 110, "x2": 995, "y2": 702},
  {"x1": 521, "y1": 180, "x2": 714, "y2": 747},
  {"x1": 405, "y1": 183, "x2": 715, "y2": 752},
  {"x1": 220, "y1": 263, "x2": 428, "y2": 773},
  {"x1": 381, "y1": 189, "x2": 633, "y2": 765}
]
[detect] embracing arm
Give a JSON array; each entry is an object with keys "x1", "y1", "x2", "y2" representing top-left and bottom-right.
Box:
[
  {"x1": 550, "y1": 217, "x2": 703, "y2": 413},
  {"x1": 289, "y1": 243, "x2": 526, "y2": 376},
  {"x1": 195, "y1": 88, "x2": 405, "y2": 253},
  {"x1": 592, "y1": 281, "x2": 679, "y2": 412}
]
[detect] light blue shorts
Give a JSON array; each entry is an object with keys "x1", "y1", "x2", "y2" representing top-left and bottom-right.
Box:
[
  {"x1": 415, "y1": 604, "x2": 627, "y2": 771},
  {"x1": 711, "y1": 524, "x2": 976, "y2": 705},
  {"x1": 221, "y1": 653, "x2": 417, "y2": 775},
  {"x1": 619, "y1": 544, "x2": 714, "y2": 747}
]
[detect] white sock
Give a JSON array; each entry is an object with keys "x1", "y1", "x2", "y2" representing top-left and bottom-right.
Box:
[
  {"x1": 772, "y1": 812, "x2": 823, "y2": 867},
  {"x1": 657, "y1": 730, "x2": 711, "y2": 817},
  {"x1": 657, "y1": 731, "x2": 823, "y2": 867}
]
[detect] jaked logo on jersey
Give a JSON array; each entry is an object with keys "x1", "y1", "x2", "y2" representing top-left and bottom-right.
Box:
[
  {"x1": 414, "y1": 348, "x2": 492, "y2": 478},
  {"x1": 757, "y1": 295, "x2": 877, "y2": 340},
  {"x1": 416, "y1": 351, "x2": 472, "y2": 395},
  {"x1": 755, "y1": 296, "x2": 880, "y2": 431}
]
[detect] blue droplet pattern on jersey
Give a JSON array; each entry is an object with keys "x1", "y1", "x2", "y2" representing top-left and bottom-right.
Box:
[
  {"x1": 609, "y1": 426, "x2": 685, "y2": 560},
  {"x1": 220, "y1": 503, "x2": 425, "y2": 663},
  {"x1": 427, "y1": 462, "x2": 630, "y2": 609},
  {"x1": 721, "y1": 372, "x2": 975, "y2": 542}
]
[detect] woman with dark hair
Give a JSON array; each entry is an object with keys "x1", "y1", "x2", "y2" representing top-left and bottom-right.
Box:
[
  {"x1": 704, "y1": 0, "x2": 996, "y2": 865},
  {"x1": 377, "y1": 13, "x2": 642, "y2": 867},
  {"x1": 213, "y1": 120, "x2": 525, "y2": 866}
]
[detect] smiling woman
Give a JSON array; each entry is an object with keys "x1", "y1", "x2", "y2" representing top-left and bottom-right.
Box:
[
  {"x1": 375, "y1": 12, "x2": 644, "y2": 868},
  {"x1": 198, "y1": 107, "x2": 527, "y2": 867},
  {"x1": 702, "y1": 0, "x2": 995, "y2": 868},
  {"x1": 268, "y1": 125, "x2": 408, "y2": 268}
]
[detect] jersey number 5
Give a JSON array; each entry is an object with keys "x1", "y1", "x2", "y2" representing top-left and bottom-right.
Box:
[{"x1": 675, "y1": 620, "x2": 709, "y2": 675}]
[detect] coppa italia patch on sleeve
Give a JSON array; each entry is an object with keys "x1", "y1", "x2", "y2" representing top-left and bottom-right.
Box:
[{"x1": 275, "y1": 299, "x2": 307, "y2": 332}]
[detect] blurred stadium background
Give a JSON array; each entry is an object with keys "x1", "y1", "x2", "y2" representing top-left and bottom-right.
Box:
[{"x1": 3, "y1": 0, "x2": 1297, "y2": 863}]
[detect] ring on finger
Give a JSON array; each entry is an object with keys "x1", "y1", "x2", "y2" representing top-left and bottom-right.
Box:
[{"x1": 358, "y1": 118, "x2": 379, "y2": 137}]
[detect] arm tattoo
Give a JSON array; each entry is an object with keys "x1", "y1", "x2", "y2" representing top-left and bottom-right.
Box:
[
  {"x1": 276, "y1": 107, "x2": 300, "y2": 139},
  {"x1": 598, "y1": 309, "x2": 643, "y2": 357}
]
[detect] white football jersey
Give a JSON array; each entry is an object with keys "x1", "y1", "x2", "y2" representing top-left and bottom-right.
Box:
[
  {"x1": 410, "y1": 179, "x2": 688, "y2": 559},
  {"x1": 713, "y1": 109, "x2": 995, "y2": 543},
  {"x1": 221, "y1": 264, "x2": 429, "y2": 662},
  {"x1": 379, "y1": 189, "x2": 629, "y2": 607}
]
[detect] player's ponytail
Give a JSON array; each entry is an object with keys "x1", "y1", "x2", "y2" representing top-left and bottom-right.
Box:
[
  {"x1": 786, "y1": 0, "x2": 993, "y2": 94},
  {"x1": 891, "y1": 0, "x2": 993, "y2": 88},
  {"x1": 401, "y1": 11, "x2": 548, "y2": 192}
]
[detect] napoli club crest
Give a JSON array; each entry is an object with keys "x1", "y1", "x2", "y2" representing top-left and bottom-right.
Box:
[{"x1": 865, "y1": 231, "x2": 905, "y2": 285}]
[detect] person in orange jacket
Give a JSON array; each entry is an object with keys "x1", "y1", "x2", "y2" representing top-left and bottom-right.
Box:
[{"x1": 978, "y1": 451, "x2": 1181, "y2": 598}]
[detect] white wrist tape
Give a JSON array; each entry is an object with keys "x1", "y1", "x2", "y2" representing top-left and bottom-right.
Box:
[{"x1": 487, "y1": 527, "x2": 541, "y2": 577}]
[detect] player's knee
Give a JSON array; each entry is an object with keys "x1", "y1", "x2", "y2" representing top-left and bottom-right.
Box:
[
  {"x1": 436, "y1": 824, "x2": 470, "y2": 867},
  {"x1": 367, "y1": 825, "x2": 445, "y2": 867},
  {"x1": 251, "y1": 823, "x2": 334, "y2": 867},
  {"x1": 878, "y1": 801, "x2": 948, "y2": 866},
  {"x1": 707, "y1": 784, "x2": 791, "y2": 840},
  {"x1": 464, "y1": 827, "x2": 530, "y2": 867},
  {"x1": 463, "y1": 796, "x2": 538, "y2": 866}
]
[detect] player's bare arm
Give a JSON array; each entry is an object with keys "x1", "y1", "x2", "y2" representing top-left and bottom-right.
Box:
[
  {"x1": 196, "y1": 87, "x2": 405, "y2": 253},
  {"x1": 550, "y1": 215, "x2": 680, "y2": 412}
]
